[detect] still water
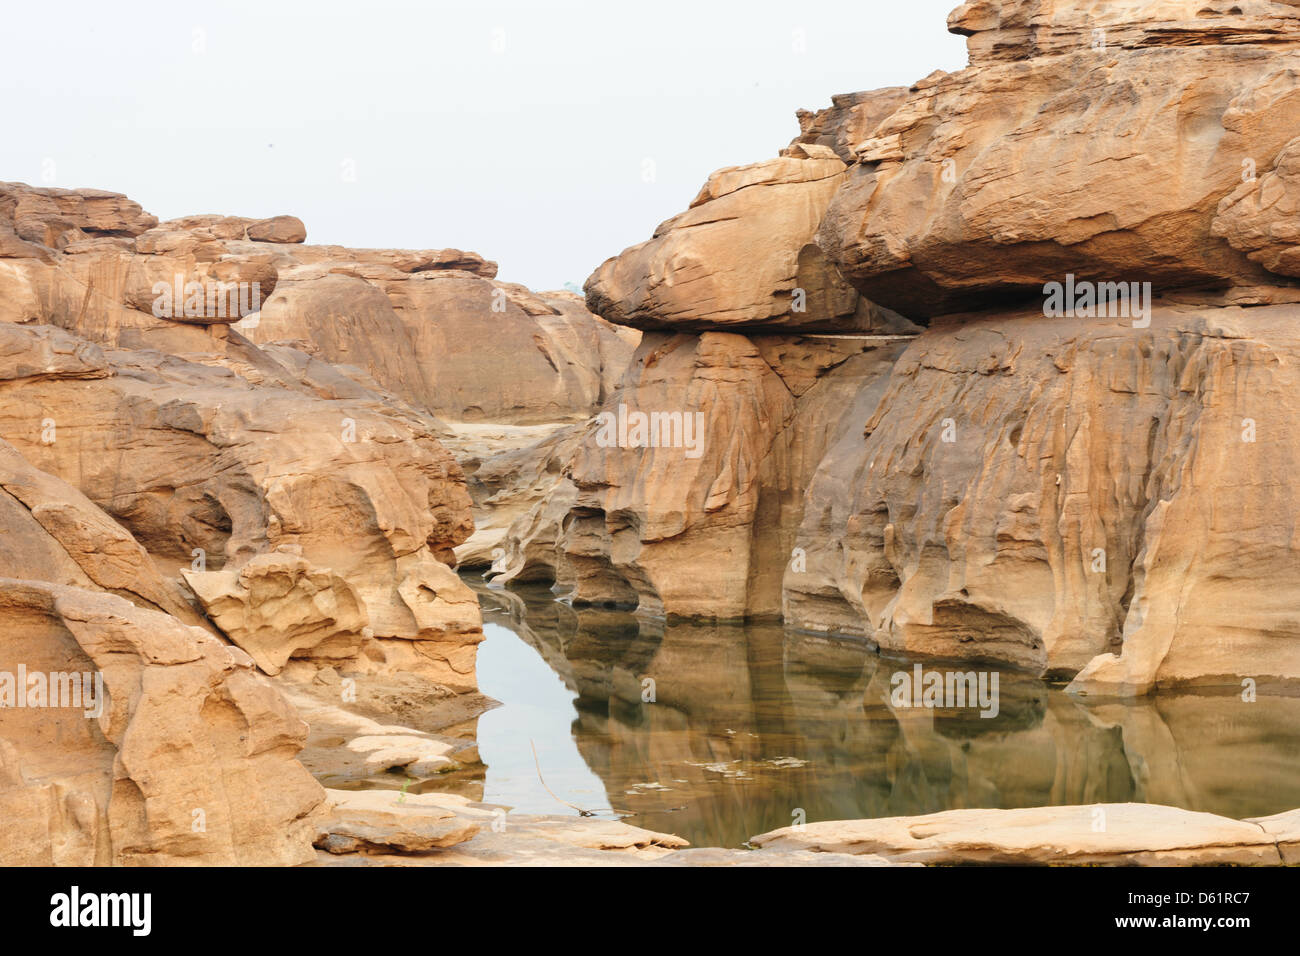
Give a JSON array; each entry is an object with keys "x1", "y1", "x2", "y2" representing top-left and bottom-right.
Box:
[{"x1": 466, "y1": 580, "x2": 1300, "y2": 849}]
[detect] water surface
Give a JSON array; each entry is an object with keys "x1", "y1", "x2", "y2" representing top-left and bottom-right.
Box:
[{"x1": 466, "y1": 580, "x2": 1300, "y2": 848}]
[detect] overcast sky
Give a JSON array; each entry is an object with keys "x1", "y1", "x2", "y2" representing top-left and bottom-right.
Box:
[{"x1": 3, "y1": 0, "x2": 967, "y2": 290}]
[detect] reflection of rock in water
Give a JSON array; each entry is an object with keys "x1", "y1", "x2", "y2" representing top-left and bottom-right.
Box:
[{"x1": 467, "y1": 576, "x2": 1300, "y2": 848}]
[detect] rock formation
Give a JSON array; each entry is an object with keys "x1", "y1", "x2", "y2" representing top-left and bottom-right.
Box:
[
  {"x1": 489, "y1": 0, "x2": 1300, "y2": 698},
  {"x1": 751, "y1": 802, "x2": 1297, "y2": 866},
  {"x1": 0, "y1": 438, "x2": 323, "y2": 863},
  {"x1": 1, "y1": 179, "x2": 612, "y2": 863},
  {"x1": 7, "y1": 0, "x2": 1300, "y2": 869}
]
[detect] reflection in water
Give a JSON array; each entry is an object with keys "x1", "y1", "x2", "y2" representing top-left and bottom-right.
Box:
[{"x1": 466, "y1": 579, "x2": 1300, "y2": 849}]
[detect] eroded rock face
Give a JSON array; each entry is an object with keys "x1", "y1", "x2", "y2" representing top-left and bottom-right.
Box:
[
  {"x1": 948, "y1": 0, "x2": 1300, "y2": 65},
  {"x1": 0, "y1": 578, "x2": 323, "y2": 865},
  {"x1": 1213, "y1": 135, "x2": 1300, "y2": 276},
  {"x1": 0, "y1": 190, "x2": 624, "y2": 425},
  {"x1": 0, "y1": 437, "x2": 194, "y2": 623},
  {"x1": 785, "y1": 304, "x2": 1300, "y2": 690},
  {"x1": 249, "y1": 264, "x2": 637, "y2": 423},
  {"x1": 788, "y1": 88, "x2": 912, "y2": 165},
  {"x1": 495, "y1": 332, "x2": 909, "y2": 619},
  {"x1": 586, "y1": 154, "x2": 911, "y2": 333},
  {"x1": 534, "y1": 1, "x2": 1300, "y2": 697},
  {"x1": 816, "y1": 21, "x2": 1300, "y2": 318},
  {"x1": 183, "y1": 552, "x2": 368, "y2": 676},
  {"x1": 0, "y1": 182, "x2": 157, "y2": 250},
  {"x1": 0, "y1": 322, "x2": 482, "y2": 688}
]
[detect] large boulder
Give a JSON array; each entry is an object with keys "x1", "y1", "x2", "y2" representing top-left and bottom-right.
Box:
[
  {"x1": 585, "y1": 151, "x2": 908, "y2": 333},
  {"x1": 816, "y1": 11, "x2": 1300, "y2": 318}
]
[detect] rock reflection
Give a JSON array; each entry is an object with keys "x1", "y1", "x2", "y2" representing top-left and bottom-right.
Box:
[{"x1": 473, "y1": 581, "x2": 1300, "y2": 849}]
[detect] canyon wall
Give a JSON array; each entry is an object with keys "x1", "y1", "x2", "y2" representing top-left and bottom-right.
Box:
[
  {"x1": 0, "y1": 182, "x2": 624, "y2": 859},
  {"x1": 494, "y1": 0, "x2": 1300, "y2": 695}
]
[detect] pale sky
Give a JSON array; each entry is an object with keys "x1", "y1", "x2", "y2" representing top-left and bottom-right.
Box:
[{"x1": 3, "y1": 0, "x2": 967, "y2": 290}]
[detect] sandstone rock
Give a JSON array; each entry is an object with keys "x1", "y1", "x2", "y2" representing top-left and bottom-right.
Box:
[
  {"x1": 1213, "y1": 136, "x2": 1300, "y2": 277},
  {"x1": 0, "y1": 438, "x2": 194, "y2": 622},
  {"x1": 750, "y1": 803, "x2": 1283, "y2": 865},
  {"x1": 458, "y1": 423, "x2": 581, "y2": 575},
  {"x1": 251, "y1": 270, "x2": 636, "y2": 423},
  {"x1": 788, "y1": 88, "x2": 912, "y2": 164},
  {"x1": 246, "y1": 272, "x2": 438, "y2": 409},
  {"x1": 586, "y1": 155, "x2": 907, "y2": 332},
  {"x1": 311, "y1": 792, "x2": 698, "y2": 865},
  {"x1": 183, "y1": 552, "x2": 368, "y2": 675},
  {"x1": 0, "y1": 182, "x2": 157, "y2": 249},
  {"x1": 0, "y1": 579, "x2": 323, "y2": 865},
  {"x1": 948, "y1": 0, "x2": 1300, "y2": 65},
  {"x1": 497, "y1": 332, "x2": 908, "y2": 619},
  {"x1": 0, "y1": 323, "x2": 482, "y2": 688},
  {"x1": 247, "y1": 215, "x2": 307, "y2": 244},
  {"x1": 314, "y1": 789, "x2": 483, "y2": 854},
  {"x1": 817, "y1": 29, "x2": 1300, "y2": 317},
  {"x1": 267, "y1": 245, "x2": 497, "y2": 278},
  {"x1": 0, "y1": 321, "x2": 108, "y2": 382},
  {"x1": 1245, "y1": 807, "x2": 1300, "y2": 864},
  {"x1": 137, "y1": 214, "x2": 306, "y2": 246},
  {"x1": 276, "y1": 676, "x2": 485, "y2": 788},
  {"x1": 786, "y1": 304, "x2": 1300, "y2": 688}
]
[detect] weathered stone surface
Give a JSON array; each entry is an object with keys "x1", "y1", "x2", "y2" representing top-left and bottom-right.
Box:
[
  {"x1": 1213, "y1": 136, "x2": 1300, "y2": 277},
  {"x1": 586, "y1": 156, "x2": 908, "y2": 333},
  {"x1": 751, "y1": 803, "x2": 1283, "y2": 865},
  {"x1": 0, "y1": 438, "x2": 194, "y2": 622},
  {"x1": 281, "y1": 681, "x2": 469, "y2": 783},
  {"x1": 0, "y1": 322, "x2": 482, "y2": 687},
  {"x1": 314, "y1": 789, "x2": 482, "y2": 854},
  {"x1": 247, "y1": 215, "x2": 307, "y2": 244},
  {"x1": 0, "y1": 321, "x2": 108, "y2": 382},
  {"x1": 0, "y1": 182, "x2": 157, "y2": 249},
  {"x1": 786, "y1": 304, "x2": 1300, "y2": 689},
  {"x1": 948, "y1": 0, "x2": 1300, "y2": 65},
  {"x1": 495, "y1": 332, "x2": 908, "y2": 619},
  {"x1": 788, "y1": 88, "x2": 913, "y2": 165},
  {"x1": 183, "y1": 552, "x2": 368, "y2": 675},
  {"x1": 0, "y1": 579, "x2": 323, "y2": 865},
  {"x1": 1246, "y1": 807, "x2": 1300, "y2": 864},
  {"x1": 450, "y1": 422, "x2": 580, "y2": 573},
  {"x1": 817, "y1": 34, "x2": 1300, "y2": 318},
  {"x1": 252, "y1": 271, "x2": 636, "y2": 423},
  {"x1": 311, "y1": 788, "x2": 696, "y2": 865}
]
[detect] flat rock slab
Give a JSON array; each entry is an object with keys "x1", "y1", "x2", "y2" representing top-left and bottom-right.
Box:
[
  {"x1": 654, "y1": 848, "x2": 912, "y2": 867},
  {"x1": 750, "y1": 804, "x2": 1285, "y2": 866},
  {"x1": 1245, "y1": 808, "x2": 1300, "y2": 864},
  {"x1": 314, "y1": 788, "x2": 485, "y2": 855}
]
